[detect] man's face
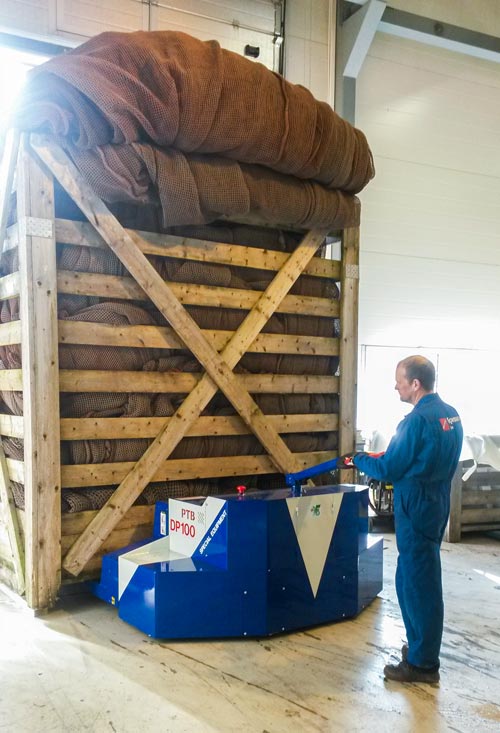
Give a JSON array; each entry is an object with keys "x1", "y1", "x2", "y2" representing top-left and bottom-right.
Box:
[{"x1": 395, "y1": 365, "x2": 414, "y2": 404}]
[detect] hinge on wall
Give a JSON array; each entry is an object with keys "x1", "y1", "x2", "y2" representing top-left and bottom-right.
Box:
[
  {"x1": 345, "y1": 264, "x2": 359, "y2": 279},
  {"x1": 18, "y1": 216, "x2": 54, "y2": 239}
]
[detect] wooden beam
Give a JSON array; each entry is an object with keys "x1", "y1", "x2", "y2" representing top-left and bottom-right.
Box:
[
  {"x1": 3, "y1": 222, "x2": 18, "y2": 253},
  {"x1": 0, "y1": 414, "x2": 24, "y2": 439},
  {"x1": 0, "y1": 129, "x2": 20, "y2": 253},
  {"x1": 58, "y1": 451, "x2": 335, "y2": 489},
  {"x1": 57, "y1": 371, "x2": 338, "y2": 394},
  {"x1": 56, "y1": 270, "x2": 338, "y2": 318},
  {"x1": 459, "y1": 489, "x2": 500, "y2": 506},
  {"x1": 17, "y1": 137, "x2": 61, "y2": 609},
  {"x1": 31, "y1": 137, "x2": 328, "y2": 575},
  {"x1": 58, "y1": 320, "x2": 339, "y2": 356},
  {"x1": 0, "y1": 441, "x2": 25, "y2": 594},
  {"x1": 53, "y1": 218, "x2": 341, "y2": 279},
  {"x1": 0, "y1": 320, "x2": 22, "y2": 346},
  {"x1": 60, "y1": 413, "x2": 339, "y2": 440},
  {"x1": 338, "y1": 227, "x2": 359, "y2": 481},
  {"x1": 62, "y1": 504, "x2": 155, "y2": 535},
  {"x1": 461, "y1": 506, "x2": 500, "y2": 524},
  {"x1": 5, "y1": 451, "x2": 336, "y2": 490},
  {"x1": 0, "y1": 369, "x2": 23, "y2": 391},
  {"x1": 0, "y1": 272, "x2": 20, "y2": 301},
  {"x1": 444, "y1": 463, "x2": 463, "y2": 542},
  {"x1": 6, "y1": 458, "x2": 23, "y2": 484}
]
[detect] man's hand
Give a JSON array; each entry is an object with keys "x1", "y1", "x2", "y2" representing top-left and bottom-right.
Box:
[{"x1": 337, "y1": 453, "x2": 355, "y2": 468}]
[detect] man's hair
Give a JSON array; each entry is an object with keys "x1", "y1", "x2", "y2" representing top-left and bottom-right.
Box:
[{"x1": 398, "y1": 355, "x2": 435, "y2": 391}]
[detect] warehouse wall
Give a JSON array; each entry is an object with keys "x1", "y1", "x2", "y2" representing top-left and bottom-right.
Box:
[
  {"x1": 0, "y1": 0, "x2": 280, "y2": 70},
  {"x1": 284, "y1": 0, "x2": 334, "y2": 103},
  {"x1": 355, "y1": 32, "x2": 500, "y2": 437}
]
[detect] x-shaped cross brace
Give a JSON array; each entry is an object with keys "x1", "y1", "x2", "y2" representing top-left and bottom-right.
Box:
[{"x1": 32, "y1": 136, "x2": 329, "y2": 576}]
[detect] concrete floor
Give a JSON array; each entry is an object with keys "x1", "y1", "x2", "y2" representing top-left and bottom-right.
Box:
[{"x1": 1, "y1": 529, "x2": 500, "y2": 733}]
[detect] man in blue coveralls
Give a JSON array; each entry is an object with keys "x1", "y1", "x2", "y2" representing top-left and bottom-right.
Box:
[{"x1": 346, "y1": 355, "x2": 463, "y2": 683}]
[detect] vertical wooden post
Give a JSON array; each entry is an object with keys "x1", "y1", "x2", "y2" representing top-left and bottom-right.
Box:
[
  {"x1": 444, "y1": 462, "x2": 463, "y2": 542},
  {"x1": 339, "y1": 226, "x2": 359, "y2": 482},
  {"x1": 0, "y1": 128, "x2": 21, "y2": 250},
  {"x1": 0, "y1": 442, "x2": 25, "y2": 594},
  {"x1": 17, "y1": 136, "x2": 61, "y2": 609}
]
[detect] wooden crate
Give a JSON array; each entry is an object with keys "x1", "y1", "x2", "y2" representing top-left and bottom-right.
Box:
[
  {"x1": 445, "y1": 462, "x2": 500, "y2": 542},
  {"x1": 0, "y1": 133, "x2": 359, "y2": 609}
]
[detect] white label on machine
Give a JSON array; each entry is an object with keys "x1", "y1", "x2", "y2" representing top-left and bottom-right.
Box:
[
  {"x1": 286, "y1": 494, "x2": 344, "y2": 598},
  {"x1": 169, "y1": 496, "x2": 227, "y2": 557}
]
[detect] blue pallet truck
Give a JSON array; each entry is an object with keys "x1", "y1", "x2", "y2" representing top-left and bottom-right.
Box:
[{"x1": 89, "y1": 458, "x2": 383, "y2": 638}]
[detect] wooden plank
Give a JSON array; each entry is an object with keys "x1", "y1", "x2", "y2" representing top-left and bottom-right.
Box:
[
  {"x1": 9, "y1": 446, "x2": 340, "y2": 487},
  {"x1": 338, "y1": 227, "x2": 359, "y2": 482},
  {"x1": 6, "y1": 459, "x2": 23, "y2": 484},
  {"x1": 462, "y1": 473, "x2": 500, "y2": 489},
  {"x1": 58, "y1": 371, "x2": 338, "y2": 394},
  {"x1": 58, "y1": 321, "x2": 339, "y2": 356},
  {"x1": 0, "y1": 129, "x2": 20, "y2": 253},
  {"x1": 0, "y1": 442, "x2": 25, "y2": 594},
  {"x1": 57, "y1": 271, "x2": 339, "y2": 318},
  {"x1": 0, "y1": 414, "x2": 24, "y2": 439},
  {"x1": 59, "y1": 451, "x2": 335, "y2": 489},
  {"x1": 460, "y1": 522, "x2": 500, "y2": 533},
  {"x1": 60, "y1": 413, "x2": 339, "y2": 440},
  {"x1": 461, "y1": 489, "x2": 500, "y2": 507},
  {"x1": 54, "y1": 218, "x2": 341, "y2": 280},
  {"x1": 3, "y1": 451, "x2": 336, "y2": 490},
  {"x1": 461, "y1": 507, "x2": 500, "y2": 524},
  {"x1": 3, "y1": 222, "x2": 18, "y2": 253},
  {"x1": 62, "y1": 505, "x2": 155, "y2": 535},
  {"x1": 0, "y1": 369, "x2": 23, "y2": 390},
  {"x1": 17, "y1": 137, "x2": 61, "y2": 609},
  {"x1": 0, "y1": 320, "x2": 21, "y2": 346},
  {"x1": 444, "y1": 463, "x2": 463, "y2": 542},
  {"x1": 62, "y1": 524, "x2": 153, "y2": 555},
  {"x1": 0, "y1": 563, "x2": 18, "y2": 590},
  {"x1": 60, "y1": 370, "x2": 200, "y2": 393},
  {"x1": 0, "y1": 272, "x2": 20, "y2": 301}
]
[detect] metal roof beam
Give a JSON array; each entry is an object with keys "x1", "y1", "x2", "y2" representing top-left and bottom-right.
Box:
[
  {"x1": 379, "y1": 7, "x2": 500, "y2": 64},
  {"x1": 340, "y1": 0, "x2": 386, "y2": 79}
]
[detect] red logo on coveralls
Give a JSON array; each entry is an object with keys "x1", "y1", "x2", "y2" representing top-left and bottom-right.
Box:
[{"x1": 439, "y1": 416, "x2": 461, "y2": 431}]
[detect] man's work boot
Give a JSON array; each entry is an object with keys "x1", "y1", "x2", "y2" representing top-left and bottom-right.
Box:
[
  {"x1": 401, "y1": 643, "x2": 408, "y2": 661},
  {"x1": 384, "y1": 660, "x2": 440, "y2": 684}
]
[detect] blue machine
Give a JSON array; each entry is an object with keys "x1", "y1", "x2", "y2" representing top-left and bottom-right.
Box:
[{"x1": 90, "y1": 482, "x2": 383, "y2": 639}]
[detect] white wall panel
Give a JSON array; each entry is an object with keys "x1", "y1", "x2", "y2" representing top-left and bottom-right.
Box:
[
  {"x1": 153, "y1": 0, "x2": 276, "y2": 33},
  {"x1": 2, "y1": 0, "x2": 278, "y2": 67},
  {"x1": 284, "y1": 0, "x2": 332, "y2": 102},
  {"x1": 0, "y1": 0, "x2": 51, "y2": 37},
  {"x1": 356, "y1": 33, "x2": 500, "y2": 435},
  {"x1": 56, "y1": 0, "x2": 146, "y2": 37},
  {"x1": 151, "y1": 2, "x2": 276, "y2": 69}
]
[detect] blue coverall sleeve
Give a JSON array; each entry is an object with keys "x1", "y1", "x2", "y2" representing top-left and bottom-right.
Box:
[{"x1": 354, "y1": 413, "x2": 424, "y2": 483}]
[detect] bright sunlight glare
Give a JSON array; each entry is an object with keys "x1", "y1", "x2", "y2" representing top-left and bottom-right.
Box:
[{"x1": 0, "y1": 46, "x2": 48, "y2": 138}]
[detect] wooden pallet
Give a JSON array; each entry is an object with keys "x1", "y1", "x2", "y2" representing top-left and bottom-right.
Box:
[
  {"x1": 0, "y1": 133, "x2": 359, "y2": 609},
  {"x1": 445, "y1": 462, "x2": 500, "y2": 541}
]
